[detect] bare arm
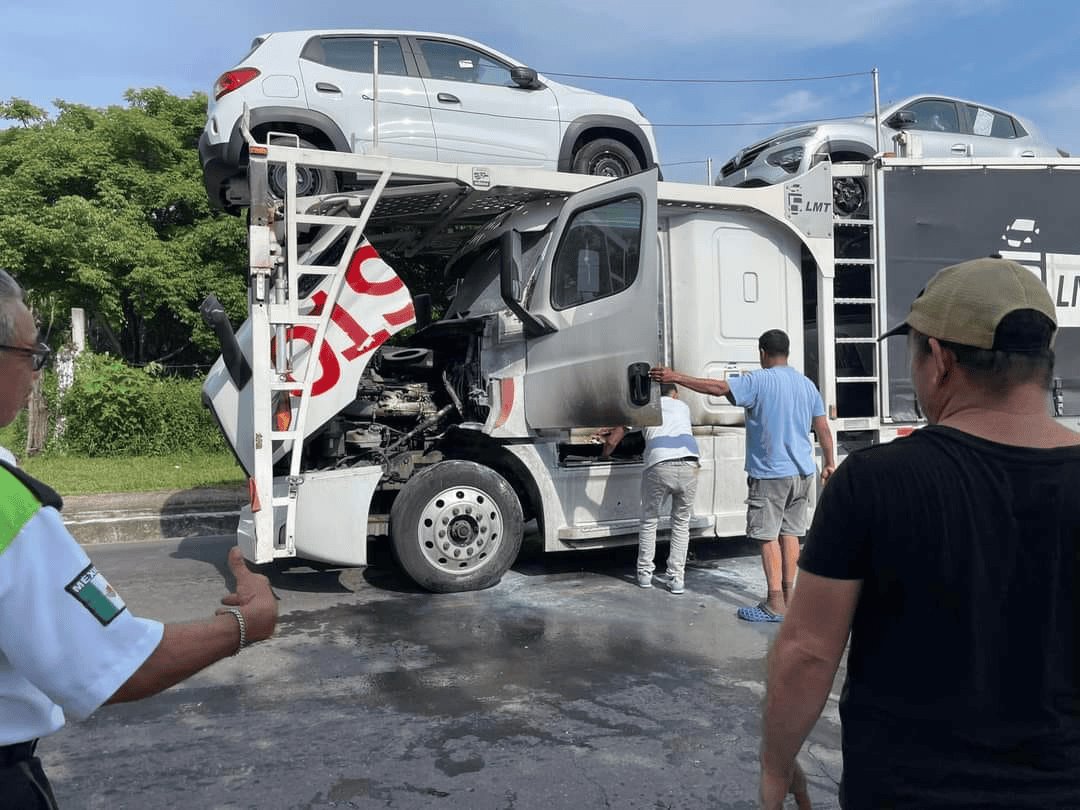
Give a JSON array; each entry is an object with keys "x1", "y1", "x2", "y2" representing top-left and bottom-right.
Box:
[
  {"x1": 760, "y1": 571, "x2": 861, "y2": 809},
  {"x1": 649, "y1": 366, "x2": 735, "y2": 404},
  {"x1": 811, "y1": 414, "x2": 837, "y2": 482},
  {"x1": 107, "y1": 547, "x2": 277, "y2": 704}
]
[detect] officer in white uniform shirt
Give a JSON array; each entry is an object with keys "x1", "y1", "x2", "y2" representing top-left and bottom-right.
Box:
[
  {"x1": 598, "y1": 383, "x2": 700, "y2": 594},
  {"x1": 0, "y1": 269, "x2": 278, "y2": 809}
]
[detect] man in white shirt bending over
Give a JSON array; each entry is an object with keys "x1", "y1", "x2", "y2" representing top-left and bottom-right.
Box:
[{"x1": 599, "y1": 384, "x2": 700, "y2": 594}]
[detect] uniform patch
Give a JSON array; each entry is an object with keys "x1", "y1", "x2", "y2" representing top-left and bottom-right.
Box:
[{"x1": 65, "y1": 564, "x2": 126, "y2": 626}]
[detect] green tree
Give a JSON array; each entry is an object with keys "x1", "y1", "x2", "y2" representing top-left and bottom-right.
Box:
[
  {"x1": 0, "y1": 88, "x2": 247, "y2": 365},
  {"x1": 0, "y1": 98, "x2": 48, "y2": 127}
]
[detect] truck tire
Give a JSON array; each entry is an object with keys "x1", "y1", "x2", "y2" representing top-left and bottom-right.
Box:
[
  {"x1": 390, "y1": 460, "x2": 523, "y2": 593},
  {"x1": 266, "y1": 136, "x2": 339, "y2": 200},
  {"x1": 571, "y1": 137, "x2": 641, "y2": 177}
]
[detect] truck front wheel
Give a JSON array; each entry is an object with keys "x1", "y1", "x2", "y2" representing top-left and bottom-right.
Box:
[{"x1": 390, "y1": 461, "x2": 523, "y2": 593}]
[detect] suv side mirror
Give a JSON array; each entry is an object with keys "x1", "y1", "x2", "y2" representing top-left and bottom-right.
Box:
[
  {"x1": 510, "y1": 66, "x2": 541, "y2": 90},
  {"x1": 886, "y1": 110, "x2": 917, "y2": 130}
]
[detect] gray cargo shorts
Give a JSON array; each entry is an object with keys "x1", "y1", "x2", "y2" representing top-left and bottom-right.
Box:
[{"x1": 745, "y1": 475, "x2": 814, "y2": 540}]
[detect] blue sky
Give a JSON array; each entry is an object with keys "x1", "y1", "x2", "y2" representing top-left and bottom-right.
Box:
[{"x1": 2, "y1": 0, "x2": 1078, "y2": 183}]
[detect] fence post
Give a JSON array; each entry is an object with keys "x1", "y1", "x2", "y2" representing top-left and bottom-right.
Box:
[{"x1": 50, "y1": 307, "x2": 86, "y2": 447}]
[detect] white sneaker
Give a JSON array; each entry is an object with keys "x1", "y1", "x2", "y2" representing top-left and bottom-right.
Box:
[
  {"x1": 668, "y1": 576, "x2": 685, "y2": 594},
  {"x1": 636, "y1": 572, "x2": 654, "y2": 588}
]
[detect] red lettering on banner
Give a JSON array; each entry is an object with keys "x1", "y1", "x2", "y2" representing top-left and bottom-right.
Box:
[
  {"x1": 310, "y1": 290, "x2": 394, "y2": 360},
  {"x1": 384, "y1": 302, "x2": 415, "y2": 326},
  {"x1": 283, "y1": 251, "x2": 415, "y2": 398},
  {"x1": 345, "y1": 246, "x2": 405, "y2": 297},
  {"x1": 271, "y1": 325, "x2": 341, "y2": 397}
]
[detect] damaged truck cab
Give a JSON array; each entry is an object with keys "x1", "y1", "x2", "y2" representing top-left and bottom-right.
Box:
[{"x1": 203, "y1": 138, "x2": 835, "y2": 592}]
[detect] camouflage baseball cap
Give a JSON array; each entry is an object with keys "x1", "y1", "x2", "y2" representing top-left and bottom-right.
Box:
[{"x1": 879, "y1": 257, "x2": 1057, "y2": 351}]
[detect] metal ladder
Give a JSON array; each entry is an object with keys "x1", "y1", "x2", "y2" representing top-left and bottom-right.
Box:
[{"x1": 830, "y1": 162, "x2": 881, "y2": 425}]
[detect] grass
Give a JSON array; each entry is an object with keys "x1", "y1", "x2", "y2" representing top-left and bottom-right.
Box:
[
  {"x1": 1, "y1": 424, "x2": 245, "y2": 496},
  {"x1": 20, "y1": 452, "x2": 245, "y2": 495}
]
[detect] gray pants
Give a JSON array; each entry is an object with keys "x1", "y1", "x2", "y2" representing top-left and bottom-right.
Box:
[{"x1": 638, "y1": 459, "x2": 699, "y2": 578}]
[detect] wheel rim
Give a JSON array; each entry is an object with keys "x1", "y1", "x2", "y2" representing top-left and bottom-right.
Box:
[
  {"x1": 269, "y1": 163, "x2": 323, "y2": 199},
  {"x1": 833, "y1": 177, "x2": 866, "y2": 217},
  {"x1": 589, "y1": 151, "x2": 631, "y2": 177},
  {"x1": 416, "y1": 485, "x2": 505, "y2": 577}
]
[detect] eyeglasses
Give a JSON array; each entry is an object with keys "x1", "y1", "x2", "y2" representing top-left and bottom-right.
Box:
[{"x1": 0, "y1": 342, "x2": 52, "y2": 371}]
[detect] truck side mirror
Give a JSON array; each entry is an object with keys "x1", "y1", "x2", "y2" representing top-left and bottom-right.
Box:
[
  {"x1": 511, "y1": 66, "x2": 541, "y2": 90},
  {"x1": 886, "y1": 110, "x2": 917, "y2": 130},
  {"x1": 500, "y1": 230, "x2": 556, "y2": 337}
]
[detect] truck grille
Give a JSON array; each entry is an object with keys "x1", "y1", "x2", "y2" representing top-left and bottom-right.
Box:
[{"x1": 721, "y1": 142, "x2": 770, "y2": 178}]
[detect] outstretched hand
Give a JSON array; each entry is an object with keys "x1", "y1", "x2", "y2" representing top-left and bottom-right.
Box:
[
  {"x1": 649, "y1": 366, "x2": 675, "y2": 383},
  {"x1": 217, "y1": 546, "x2": 277, "y2": 644}
]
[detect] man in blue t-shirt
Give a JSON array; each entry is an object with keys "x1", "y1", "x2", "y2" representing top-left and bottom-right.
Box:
[{"x1": 650, "y1": 329, "x2": 835, "y2": 622}]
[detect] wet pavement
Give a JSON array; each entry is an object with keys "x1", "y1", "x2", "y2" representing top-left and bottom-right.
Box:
[{"x1": 42, "y1": 534, "x2": 844, "y2": 809}]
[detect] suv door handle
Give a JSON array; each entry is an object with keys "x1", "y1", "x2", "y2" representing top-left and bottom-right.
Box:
[
  {"x1": 627, "y1": 362, "x2": 652, "y2": 407},
  {"x1": 437, "y1": 92, "x2": 461, "y2": 104},
  {"x1": 1020, "y1": 150, "x2": 1036, "y2": 158},
  {"x1": 951, "y1": 143, "x2": 969, "y2": 154},
  {"x1": 315, "y1": 82, "x2": 341, "y2": 94}
]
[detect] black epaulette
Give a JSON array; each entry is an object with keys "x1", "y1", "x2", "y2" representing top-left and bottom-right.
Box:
[{"x1": 0, "y1": 460, "x2": 63, "y2": 511}]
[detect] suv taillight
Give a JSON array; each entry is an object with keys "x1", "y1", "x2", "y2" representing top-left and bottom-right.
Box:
[{"x1": 214, "y1": 68, "x2": 260, "y2": 101}]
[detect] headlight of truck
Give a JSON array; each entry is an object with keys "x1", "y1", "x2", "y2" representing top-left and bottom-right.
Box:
[{"x1": 766, "y1": 146, "x2": 804, "y2": 173}]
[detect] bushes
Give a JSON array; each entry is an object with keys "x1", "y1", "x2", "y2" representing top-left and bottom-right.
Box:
[{"x1": 57, "y1": 353, "x2": 226, "y2": 456}]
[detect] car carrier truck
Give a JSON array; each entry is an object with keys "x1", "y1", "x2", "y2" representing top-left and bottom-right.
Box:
[{"x1": 201, "y1": 132, "x2": 1080, "y2": 592}]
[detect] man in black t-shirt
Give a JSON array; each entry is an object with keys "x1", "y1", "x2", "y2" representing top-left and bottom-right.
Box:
[{"x1": 758, "y1": 258, "x2": 1080, "y2": 809}]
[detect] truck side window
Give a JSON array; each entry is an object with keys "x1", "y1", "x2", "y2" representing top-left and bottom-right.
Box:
[{"x1": 551, "y1": 196, "x2": 642, "y2": 310}]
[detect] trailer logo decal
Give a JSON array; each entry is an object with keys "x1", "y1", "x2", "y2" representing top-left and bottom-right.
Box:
[
  {"x1": 997, "y1": 218, "x2": 1080, "y2": 327},
  {"x1": 786, "y1": 183, "x2": 803, "y2": 217}
]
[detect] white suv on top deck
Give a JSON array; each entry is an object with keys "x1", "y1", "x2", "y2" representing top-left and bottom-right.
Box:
[{"x1": 199, "y1": 29, "x2": 661, "y2": 210}]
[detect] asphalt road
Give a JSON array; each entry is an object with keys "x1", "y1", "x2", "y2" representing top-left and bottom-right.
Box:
[{"x1": 42, "y1": 535, "x2": 845, "y2": 809}]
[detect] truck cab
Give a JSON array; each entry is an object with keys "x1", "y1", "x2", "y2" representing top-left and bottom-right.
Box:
[{"x1": 202, "y1": 140, "x2": 835, "y2": 592}]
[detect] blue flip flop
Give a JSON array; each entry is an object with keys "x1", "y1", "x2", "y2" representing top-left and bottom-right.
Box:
[{"x1": 737, "y1": 603, "x2": 784, "y2": 623}]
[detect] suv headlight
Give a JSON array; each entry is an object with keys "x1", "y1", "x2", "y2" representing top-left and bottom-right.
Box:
[{"x1": 766, "y1": 146, "x2": 804, "y2": 173}]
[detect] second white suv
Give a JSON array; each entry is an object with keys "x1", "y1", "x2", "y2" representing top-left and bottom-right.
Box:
[{"x1": 200, "y1": 29, "x2": 661, "y2": 210}]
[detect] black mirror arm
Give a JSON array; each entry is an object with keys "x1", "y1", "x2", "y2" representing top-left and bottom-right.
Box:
[{"x1": 499, "y1": 231, "x2": 556, "y2": 338}]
